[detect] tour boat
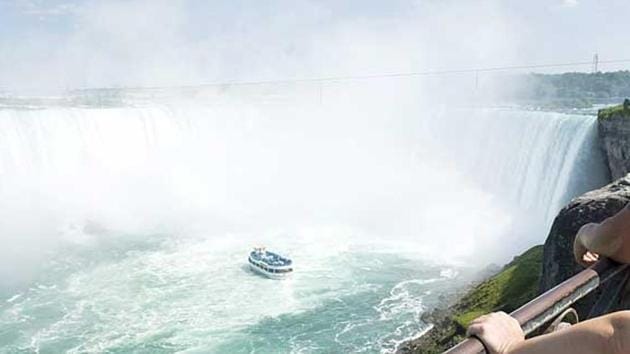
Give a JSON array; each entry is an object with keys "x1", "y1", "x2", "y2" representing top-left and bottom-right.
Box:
[{"x1": 248, "y1": 247, "x2": 293, "y2": 279}]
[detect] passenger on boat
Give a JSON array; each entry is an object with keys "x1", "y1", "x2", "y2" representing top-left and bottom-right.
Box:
[{"x1": 466, "y1": 203, "x2": 630, "y2": 354}]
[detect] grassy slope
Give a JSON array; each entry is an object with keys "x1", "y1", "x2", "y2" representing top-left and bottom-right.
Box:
[
  {"x1": 406, "y1": 245, "x2": 543, "y2": 353},
  {"x1": 599, "y1": 100, "x2": 630, "y2": 120},
  {"x1": 452, "y1": 245, "x2": 543, "y2": 328}
]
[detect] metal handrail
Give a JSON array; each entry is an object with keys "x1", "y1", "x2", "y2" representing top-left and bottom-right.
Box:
[{"x1": 443, "y1": 258, "x2": 629, "y2": 354}]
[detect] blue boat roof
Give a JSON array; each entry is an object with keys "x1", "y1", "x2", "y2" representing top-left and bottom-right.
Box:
[{"x1": 250, "y1": 250, "x2": 292, "y2": 266}]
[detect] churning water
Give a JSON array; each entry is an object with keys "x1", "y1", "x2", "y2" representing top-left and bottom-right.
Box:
[{"x1": 0, "y1": 88, "x2": 609, "y2": 353}]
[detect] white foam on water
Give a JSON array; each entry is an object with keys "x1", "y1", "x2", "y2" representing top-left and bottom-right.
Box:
[{"x1": 6, "y1": 294, "x2": 22, "y2": 303}]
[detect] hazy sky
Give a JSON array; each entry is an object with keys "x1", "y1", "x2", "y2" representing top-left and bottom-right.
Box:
[{"x1": 1, "y1": 0, "x2": 630, "y2": 91}]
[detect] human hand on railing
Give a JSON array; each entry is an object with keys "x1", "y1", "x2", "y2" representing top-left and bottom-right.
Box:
[
  {"x1": 573, "y1": 223, "x2": 604, "y2": 267},
  {"x1": 573, "y1": 204, "x2": 630, "y2": 267},
  {"x1": 466, "y1": 311, "x2": 524, "y2": 354}
]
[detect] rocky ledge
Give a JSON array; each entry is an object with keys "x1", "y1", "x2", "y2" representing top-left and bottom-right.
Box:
[
  {"x1": 599, "y1": 99, "x2": 630, "y2": 180},
  {"x1": 541, "y1": 175, "x2": 630, "y2": 317}
]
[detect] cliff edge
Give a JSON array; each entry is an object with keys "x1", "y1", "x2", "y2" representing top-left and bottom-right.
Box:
[{"x1": 599, "y1": 100, "x2": 630, "y2": 179}]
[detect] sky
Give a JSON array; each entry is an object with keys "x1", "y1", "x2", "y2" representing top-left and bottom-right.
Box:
[{"x1": 1, "y1": 0, "x2": 630, "y2": 91}]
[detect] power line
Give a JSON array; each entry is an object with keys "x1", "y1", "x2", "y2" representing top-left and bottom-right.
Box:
[
  {"x1": 192, "y1": 58, "x2": 630, "y2": 88},
  {"x1": 69, "y1": 58, "x2": 630, "y2": 92}
]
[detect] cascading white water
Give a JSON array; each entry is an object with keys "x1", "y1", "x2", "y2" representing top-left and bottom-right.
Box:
[
  {"x1": 426, "y1": 107, "x2": 610, "y2": 255},
  {"x1": 0, "y1": 89, "x2": 610, "y2": 353}
]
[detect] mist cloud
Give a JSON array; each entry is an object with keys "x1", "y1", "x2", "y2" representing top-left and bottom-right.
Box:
[{"x1": 2, "y1": 0, "x2": 629, "y2": 92}]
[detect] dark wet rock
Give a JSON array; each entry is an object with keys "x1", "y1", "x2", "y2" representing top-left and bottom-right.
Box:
[
  {"x1": 541, "y1": 175, "x2": 630, "y2": 317},
  {"x1": 599, "y1": 102, "x2": 630, "y2": 179}
]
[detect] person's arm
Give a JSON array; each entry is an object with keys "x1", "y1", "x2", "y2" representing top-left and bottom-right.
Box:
[
  {"x1": 574, "y1": 203, "x2": 630, "y2": 266},
  {"x1": 467, "y1": 311, "x2": 630, "y2": 354}
]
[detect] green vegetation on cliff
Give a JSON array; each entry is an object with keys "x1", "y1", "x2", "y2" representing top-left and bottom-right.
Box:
[
  {"x1": 598, "y1": 99, "x2": 630, "y2": 120},
  {"x1": 401, "y1": 245, "x2": 543, "y2": 353},
  {"x1": 452, "y1": 245, "x2": 543, "y2": 327}
]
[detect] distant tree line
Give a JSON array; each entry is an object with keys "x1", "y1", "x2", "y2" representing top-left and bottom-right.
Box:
[{"x1": 510, "y1": 70, "x2": 630, "y2": 108}]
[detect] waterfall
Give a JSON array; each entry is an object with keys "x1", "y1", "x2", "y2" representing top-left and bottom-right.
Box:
[
  {"x1": 0, "y1": 93, "x2": 610, "y2": 270},
  {"x1": 427, "y1": 107, "x2": 609, "y2": 255}
]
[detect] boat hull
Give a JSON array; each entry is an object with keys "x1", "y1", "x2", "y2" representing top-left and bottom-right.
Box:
[{"x1": 248, "y1": 263, "x2": 291, "y2": 279}]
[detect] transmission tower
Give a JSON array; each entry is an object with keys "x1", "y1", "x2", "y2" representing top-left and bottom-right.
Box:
[{"x1": 592, "y1": 53, "x2": 599, "y2": 73}]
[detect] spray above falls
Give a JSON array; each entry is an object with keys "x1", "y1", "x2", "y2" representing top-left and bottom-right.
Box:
[{"x1": 0, "y1": 88, "x2": 609, "y2": 275}]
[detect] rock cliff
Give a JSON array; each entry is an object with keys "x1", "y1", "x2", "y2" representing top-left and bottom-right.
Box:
[
  {"x1": 540, "y1": 175, "x2": 630, "y2": 317},
  {"x1": 598, "y1": 100, "x2": 630, "y2": 179}
]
